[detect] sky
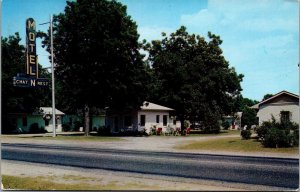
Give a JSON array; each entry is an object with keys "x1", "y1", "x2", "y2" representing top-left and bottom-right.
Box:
[{"x1": 2, "y1": 0, "x2": 299, "y2": 101}]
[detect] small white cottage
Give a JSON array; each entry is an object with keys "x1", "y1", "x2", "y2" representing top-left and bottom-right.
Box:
[
  {"x1": 9, "y1": 107, "x2": 65, "y2": 133},
  {"x1": 39, "y1": 107, "x2": 65, "y2": 132},
  {"x1": 106, "y1": 101, "x2": 180, "y2": 134},
  {"x1": 251, "y1": 91, "x2": 299, "y2": 125}
]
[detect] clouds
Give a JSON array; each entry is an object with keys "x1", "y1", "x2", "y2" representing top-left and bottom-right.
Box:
[
  {"x1": 181, "y1": 9, "x2": 217, "y2": 30},
  {"x1": 138, "y1": 26, "x2": 174, "y2": 42},
  {"x1": 179, "y1": 0, "x2": 299, "y2": 100},
  {"x1": 180, "y1": 0, "x2": 298, "y2": 34}
]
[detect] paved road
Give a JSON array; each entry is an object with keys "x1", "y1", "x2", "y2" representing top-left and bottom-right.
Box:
[{"x1": 2, "y1": 143, "x2": 299, "y2": 189}]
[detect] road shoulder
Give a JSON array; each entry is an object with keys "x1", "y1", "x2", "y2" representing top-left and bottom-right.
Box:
[{"x1": 2, "y1": 160, "x2": 292, "y2": 191}]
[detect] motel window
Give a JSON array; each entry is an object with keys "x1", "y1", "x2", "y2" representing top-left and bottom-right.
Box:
[
  {"x1": 163, "y1": 115, "x2": 168, "y2": 126},
  {"x1": 124, "y1": 116, "x2": 132, "y2": 127},
  {"x1": 156, "y1": 115, "x2": 160, "y2": 123},
  {"x1": 140, "y1": 115, "x2": 145, "y2": 126},
  {"x1": 280, "y1": 111, "x2": 291, "y2": 124},
  {"x1": 22, "y1": 115, "x2": 27, "y2": 127}
]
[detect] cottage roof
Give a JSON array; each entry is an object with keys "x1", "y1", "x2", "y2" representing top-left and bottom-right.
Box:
[
  {"x1": 140, "y1": 101, "x2": 174, "y2": 111},
  {"x1": 250, "y1": 90, "x2": 299, "y2": 109},
  {"x1": 40, "y1": 107, "x2": 65, "y2": 115}
]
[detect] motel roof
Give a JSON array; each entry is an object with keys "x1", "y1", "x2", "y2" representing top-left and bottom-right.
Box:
[
  {"x1": 140, "y1": 101, "x2": 174, "y2": 111},
  {"x1": 250, "y1": 90, "x2": 299, "y2": 109}
]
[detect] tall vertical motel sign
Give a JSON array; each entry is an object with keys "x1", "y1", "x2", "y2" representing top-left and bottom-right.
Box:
[{"x1": 13, "y1": 18, "x2": 49, "y2": 88}]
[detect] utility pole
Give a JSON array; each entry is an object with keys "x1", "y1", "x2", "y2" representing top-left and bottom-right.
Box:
[
  {"x1": 40, "y1": 15, "x2": 56, "y2": 137},
  {"x1": 50, "y1": 14, "x2": 56, "y2": 137}
]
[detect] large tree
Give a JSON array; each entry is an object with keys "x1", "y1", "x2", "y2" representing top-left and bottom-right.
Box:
[
  {"x1": 145, "y1": 27, "x2": 244, "y2": 133},
  {"x1": 2, "y1": 33, "x2": 51, "y2": 133},
  {"x1": 39, "y1": 0, "x2": 148, "y2": 135}
]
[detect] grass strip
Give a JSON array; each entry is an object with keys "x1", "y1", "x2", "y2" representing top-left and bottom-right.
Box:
[
  {"x1": 2, "y1": 175, "x2": 162, "y2": 190},
  {"x1": 176, "y1": 137, "x2": 299, "y2": 154}
]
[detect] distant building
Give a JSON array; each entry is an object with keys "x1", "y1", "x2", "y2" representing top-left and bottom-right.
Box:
[
  {"x1": 223, "y1": 112, "x2": 243, "y2": 129},
  {"x1": 251, "y1": 91, "x2": 299, "y2": 125}
]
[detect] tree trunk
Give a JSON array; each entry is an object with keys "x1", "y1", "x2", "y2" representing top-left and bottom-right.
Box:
[{"x1": 84, "y1": 104, "x2": 90, "y2": 136}]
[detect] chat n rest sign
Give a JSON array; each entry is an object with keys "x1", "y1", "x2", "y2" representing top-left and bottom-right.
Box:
[{"x1": 13, "y1": 18, "x2": 49, "y2": 88}]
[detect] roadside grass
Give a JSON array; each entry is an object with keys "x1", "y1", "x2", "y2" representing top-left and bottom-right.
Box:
[
  {"x1": 2, "y1": 175, "x2": 164, "y2": 190},
  {"x1": 2, "y1": 135, "x2": 125, "y2": 142},
  {"x1": 176, "y1": 137, "x2": 299, "y2": 154}
]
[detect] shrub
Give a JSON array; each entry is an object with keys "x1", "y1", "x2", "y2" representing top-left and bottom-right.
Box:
[
  {"x1": 62, "y1": 124, "x2": 71, "y2": 132},
  {"x1": 257, "y1": 117, "x2": 299, "y2": 148},
  {"x1": 241, "y1": 129, "x2": 252, "y2": 139},
  {"x1": 73, "y1": 121, "x2": 83, "y2": 131},
  {"x1": 39, "y1": 126, "x2": 47, "y2": 133},
  {"x1": 288, "y1": 129, "x2": 299, "y2": 147},
  {"x1": 294, "y1": 129, "x2": 299, "y2": 146},
  {"x1": 262, "y1": 128, "x2": 289, "y2": 148},
  {"x1": 29, "y1": 123, "x2": 47, "y2": 133},
  {"x1": 255, "y1": 122, "x2": 271, "y2": 140},
  {"x1": 97, "y1": 126, "x2": 111, "y2": 136},
  {"x1": 222, "y1": 121, "x2": 230, "y2": 130},
  {"x1": 29, "y1": 123, "x2": 40, "y2": 133}
]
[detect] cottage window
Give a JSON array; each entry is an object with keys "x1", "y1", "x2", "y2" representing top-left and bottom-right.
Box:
[
  {"x1": 173, "y1": 119, "x2": 176, "y2": 125},
  {"x1": 280, "y1": 111, "x2": 291, "y2": 123},
  {"x1": 140, "y1": 115, "x2": 145, "y2": 126},
  {"x1": 156, "y1": 115, "x2": 160, "y2": 123},
  {"x1": 163, "y1": 115, "x2": 168, "y2": 126}
]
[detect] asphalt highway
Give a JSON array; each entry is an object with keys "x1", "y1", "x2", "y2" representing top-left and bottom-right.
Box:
[{"x1": 2, "y1": 143, "x2": 299, "y2": 189}]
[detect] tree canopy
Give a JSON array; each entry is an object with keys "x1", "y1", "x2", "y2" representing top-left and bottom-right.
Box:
[
  {"x1": 2, "y1": 33, "x2": 51, "y2": 133},
  {"x1": 38, "y1": 0, "x2": 149, "y2": 134},
  {"x1": 262, "y1": 94, "x2": 274, "y2": 101},
  {"x1": 145, "y1": 26, "x2": 244, "y2": 132}
]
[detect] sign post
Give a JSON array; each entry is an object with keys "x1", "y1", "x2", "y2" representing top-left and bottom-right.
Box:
[
  {"x1": 13, "y1": 18, "x2": 54, "y2": 135},
  {"x1": 50, "y1": 15, "x2": 56, "y2": 137}
]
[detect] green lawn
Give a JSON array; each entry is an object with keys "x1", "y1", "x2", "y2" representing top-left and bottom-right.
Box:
[
  {"x1": 1, "y1": 175, "x2": 163, "y2": 190},
  {"x1": 176, "y1": 137, "x2": 299, "y2": 154}
]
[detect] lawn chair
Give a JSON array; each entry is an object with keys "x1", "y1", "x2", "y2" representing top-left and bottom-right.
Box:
[{"x1": 156, "y1": 127, "x2": 163, "y2": 135}]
